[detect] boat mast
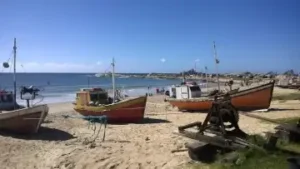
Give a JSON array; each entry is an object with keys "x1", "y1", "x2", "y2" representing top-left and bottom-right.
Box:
[
  {"x1": 213, "y1": 41, "x2": 220, "y2": 91},
  {"x1": 205, "y1": 66, "x2": 208, "y2": 91},
  {"x1": 111, "y1": 58, "x2": 115, "y2": 102},
  {"x1": 13, "y1": 38, "x2": 17, "y2": 109}
]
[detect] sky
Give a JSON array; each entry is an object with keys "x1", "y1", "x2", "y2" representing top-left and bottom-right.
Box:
[{"x1": 0, "y1": 0, "x2": 299, "y2": 73}]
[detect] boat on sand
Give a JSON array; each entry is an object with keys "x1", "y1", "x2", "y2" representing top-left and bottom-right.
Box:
[
  {"x1": 166, "y1": 80, "x2": 275, "y2": 111},
  {"x1": 74, "y1": 58, "x2": 148, "y2": 123},
  {"x1": 74, "y1": 88, "x2": 147, "y2": 123},
  {"x1": 0, "y1": 104, "x2": 49, "y2": 134},
  {"x1": 0, "y1": 38, "x2": 49, "y2": 134}
]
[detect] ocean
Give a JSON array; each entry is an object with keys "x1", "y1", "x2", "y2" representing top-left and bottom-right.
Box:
[{"x1": 0, "y1": 73, "x2": 201, "y2": 105}]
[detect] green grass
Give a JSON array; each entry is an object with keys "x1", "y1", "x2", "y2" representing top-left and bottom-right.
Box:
[
  {"x1": 260, "y1": 116, "x2": 300, "y2": 125},
  {"x1": 272, "y1": 92, "x2": 300, "y2": 101},
  {"x1": 275, "y1": 117, "x2": 300, "y2": 124},
  {"x1": 185, "y1": 135, "x2": 300, "y2": 169}
]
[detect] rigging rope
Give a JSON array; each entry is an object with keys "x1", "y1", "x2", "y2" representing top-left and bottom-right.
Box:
[{"x1": 61, "y1": 115, "x2": 107, "y2": 142}]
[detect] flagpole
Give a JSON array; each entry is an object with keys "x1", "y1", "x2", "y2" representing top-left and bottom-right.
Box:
[
  {"x1": 111, "y1": 58, "x2": 115, "y2": 102},
  {"x1": 213, "y1": 41, "x2": 220, "y2": 91},
  {"x1": 205, "y1": 66, "x2": 208, "y2": 92}
]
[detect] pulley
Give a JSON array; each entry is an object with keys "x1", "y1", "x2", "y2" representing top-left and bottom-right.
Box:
[{"x1": 3, "y1": 62, "x2": 9, "y2": 68}]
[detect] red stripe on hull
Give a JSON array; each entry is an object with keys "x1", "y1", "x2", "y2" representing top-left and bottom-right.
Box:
[
  {"x1": 76, "y1": 102, "x2": 146, "y2": 123},
  {"x1": 168, "y1": 82, "x2": 274, "y2": 111}
]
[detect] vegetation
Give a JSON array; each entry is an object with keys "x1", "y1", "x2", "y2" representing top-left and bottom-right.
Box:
[
  {"x1": 187, "y1": 116, "x2": 300, "y2": 169},
  {"x1": 272, "y1": 92, "x2": 300, "y2": 101},
  {"x1": 275, "y1": 117, "x2": 300, "y2": 124},
  {"x1": 186, "y1": 134, "x2": 300, "y2": 169}
]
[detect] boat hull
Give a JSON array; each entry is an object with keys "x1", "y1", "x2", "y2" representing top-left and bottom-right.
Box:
[
  {"x1": 167, "y1": 81, "x2": 275, "y2": 111},
  {"x1": 0, "y1": 105, "x2": 49, "y2": 134},
  {"x1": 74, "y1": 96, "x2": 147, "y2": 123}
]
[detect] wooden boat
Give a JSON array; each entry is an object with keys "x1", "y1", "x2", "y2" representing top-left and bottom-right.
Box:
[
  {"x1": 0, "y1": 39, "x2": 49, "y2": 134},
  {"x1": 74, "y1": 88, "x2": 147, "y2": 123},
  {"x1": 166, "y1": 80, "x2": 275, "y2": 111},
  {"x1": 0, "y1": 104, "x2": 49, "y2": 134},
  {"x1": 73, "y1": 58, "x2": 147, "y2": 123}
]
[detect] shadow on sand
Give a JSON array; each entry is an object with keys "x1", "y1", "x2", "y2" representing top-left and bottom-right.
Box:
[
  {"x1": 268, "y1": 108, "x2": 299, "y2": 111},
  {"x1": 257, "y1": 108, "x2": 300, "y2": 112},
  {"x1": 182, "y1": 108, "x2": 300, "y2": 113},
  {"x1": 88, "y1": 117, "x2": 171, "y2": 125},
  {"x1": 139, "y1": 117, "x2": 171, "y2": 124},
  {"x1": 179, "y1": 110, "x2": 208, "y2": 113},
  {"x1": 0, "y1": 127, "x2": 75, "y2": 141}
]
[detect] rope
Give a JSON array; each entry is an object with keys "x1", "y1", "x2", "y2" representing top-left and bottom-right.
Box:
[{"x1": 61, "y1": 115, "x2": 107, "y2": 142}]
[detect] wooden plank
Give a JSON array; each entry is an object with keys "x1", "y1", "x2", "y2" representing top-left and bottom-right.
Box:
[
  {"x1": 241, "y1": 113, "x2": 282, "y2": 124},
  {"x1": 176, "y1": 130, "x2": 246, "y2": 150},
  {"x1": 275, "y1": 124, "x2": 300, "y2": 135}
]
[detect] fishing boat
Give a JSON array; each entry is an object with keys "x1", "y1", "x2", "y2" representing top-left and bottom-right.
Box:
[
  {"x1": 166, "y1": 42, "x2": 275, "y2": 111},
  {"x1": 0, "y1": 104, "x2": 49, "y2": 134},
  {"x1": 0, "y1": 38, "x2": 49, "y2": 134},
  {"x1": 166, "y1": 80, "x2": 275, "y2": 112},
  {"x1": 74, "y1": 58, "x2": 148, "y2": 123}
]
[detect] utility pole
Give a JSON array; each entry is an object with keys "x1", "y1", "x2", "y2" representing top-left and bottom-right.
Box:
[
  {"x1": 111, "y1": 58, "x2": 115, "y2": 102},
  {"x1": 213, "y1": 41, "x2": 220, "y2": 91},
  {"x1": 13, "y1": 38, "x2": 17, "y2": 109},
  {"x1": 205, "y1": 66, "x2": 208, "y2": 92}
]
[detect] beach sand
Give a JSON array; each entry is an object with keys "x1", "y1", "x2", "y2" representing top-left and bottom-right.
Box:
[{"x1": 0, "y1": 87, "x2": 300, "y2": 169}]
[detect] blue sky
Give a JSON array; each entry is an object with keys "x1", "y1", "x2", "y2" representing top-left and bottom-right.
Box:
[{"x1": 0, "y1": 0, "x2": 299, "y2": 73}]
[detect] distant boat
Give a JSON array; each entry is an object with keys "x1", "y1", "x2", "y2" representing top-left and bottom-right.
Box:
[
  {"x1": 166, "y1": 80, "x2": 275, "y2": 111},
  {"x1": 74, "y1": 58, "x2": 148, "y2": 123},
  {"x1": 95, "y1": 73, "x2": 107, "y2": 77},
  {"x1": 95, "y1": 72, "x2": 123, "y2": 78}
]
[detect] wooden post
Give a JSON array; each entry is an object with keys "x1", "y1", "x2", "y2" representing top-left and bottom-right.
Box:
[
  {"x1": 13, "y1": 38, "x2": 17, "y2": 110},
  {"x1": 213, "y1": 41, "x2": 220, "y2": 91},
  {"x1": 111, "y1": 58, "x2": 116, "y2": 102}
]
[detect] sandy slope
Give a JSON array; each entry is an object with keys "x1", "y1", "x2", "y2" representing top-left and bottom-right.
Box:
[{"x1": 0, "y1": 88, "x2": 299, "y2": 169}]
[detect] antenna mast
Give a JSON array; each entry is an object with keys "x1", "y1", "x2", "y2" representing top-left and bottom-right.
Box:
[
  {"x1": 111, "y1": 58, "x2": 115, "y2": 102},
  {"x1": 13, "y1": 38, "x2": 17, "y2": 109},
  {"x1": 213, "y1": 41, "x2": 220, "y2": 91}
]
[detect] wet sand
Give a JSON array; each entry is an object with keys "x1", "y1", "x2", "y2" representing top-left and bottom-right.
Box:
[{"x1": 0, "y1": 87, "x2": 299, "y2": 169}]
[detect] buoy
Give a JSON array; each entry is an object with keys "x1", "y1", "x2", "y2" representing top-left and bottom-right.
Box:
[{"x1": 3, "y1": 62, "x2": 9, "y2": 68}]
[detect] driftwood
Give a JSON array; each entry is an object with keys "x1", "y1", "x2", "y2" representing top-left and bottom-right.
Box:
[
  {"x1": 241, "y1": 113, "x2": 282, "y2": 125},
  {"x1": 171, "y1": 149, "x2": 187, "y2": 153}
]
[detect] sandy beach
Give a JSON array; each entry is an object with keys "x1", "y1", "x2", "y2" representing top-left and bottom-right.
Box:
[{"x1": 0, "y1": 87, "x2": 299, "y2": 169}]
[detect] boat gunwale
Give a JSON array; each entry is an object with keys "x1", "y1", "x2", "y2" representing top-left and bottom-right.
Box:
[
  {"x1": 166, "y1": 80, "x2": 275, "y2": 102},
  {"x1": 74, "y1": 95, "x2": 148, "y2": 112},
  {"x1": 0, "y1": 104, "x2": 49, "y2": 120}
]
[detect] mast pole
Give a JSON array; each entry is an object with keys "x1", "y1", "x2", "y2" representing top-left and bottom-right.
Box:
[
  {"x1": 205, "y1": 66, "x2": 208, "y2": 92},
  {"x1": 111, "y1": 58, "x2": 115, "y2": 102},
  {"x1": 213, "y1": 41, "x2": 220, "y2": 91},
  {"x1": 13, "y1": 38, "x2": 17, "y2": 109}
]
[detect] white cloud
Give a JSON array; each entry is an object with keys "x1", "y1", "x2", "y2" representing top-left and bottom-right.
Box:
[
  {"x1": 160, "y1": 58, "x2": 166, "y2": 63},
  {"x1": 11, "y1": 61, "x2": 104, "y2": 73}
]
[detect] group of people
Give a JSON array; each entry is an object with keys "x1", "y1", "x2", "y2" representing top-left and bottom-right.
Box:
[{"x1": 147, "y1": 86, "x2": 166, "y2": 96}]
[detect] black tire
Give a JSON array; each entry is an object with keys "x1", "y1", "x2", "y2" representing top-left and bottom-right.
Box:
[
  {"x1": 219, "y1": 104, "x2": 239, "y2": 123},
  {"x1": 187, "y1": 145, "x2": 217, "y2": 163}
]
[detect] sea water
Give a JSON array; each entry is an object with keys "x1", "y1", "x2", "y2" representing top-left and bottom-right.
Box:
[{"x1": 0, "y1": 73, "x2": 203, "y2": 105}]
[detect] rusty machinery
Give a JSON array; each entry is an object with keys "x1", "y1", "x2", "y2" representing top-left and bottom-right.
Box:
[
  {"x1": 176, "y1": 94, "x2": 255, "y2": 161},
  {"x1": 177, "y1": 93, "x2": 300, "y2": 161}
]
